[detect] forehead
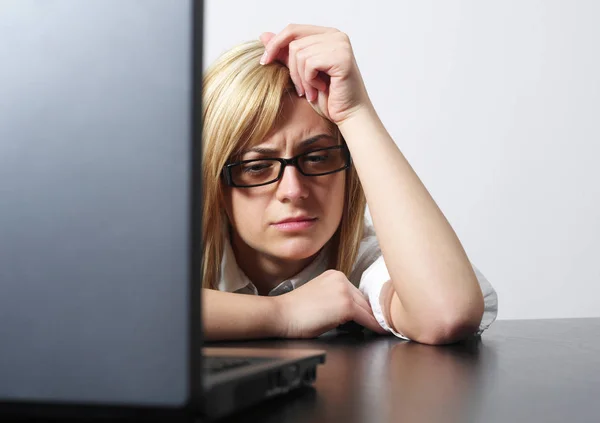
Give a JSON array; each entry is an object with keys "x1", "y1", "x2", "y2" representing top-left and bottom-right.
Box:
[{"x1": 258, "y1": 95, "x2": 333, "y2": 147}]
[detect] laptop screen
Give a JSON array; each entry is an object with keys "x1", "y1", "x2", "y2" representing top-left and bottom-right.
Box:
[{"x1": 0, "y1": 0, "x2": 202, "y2": 408}]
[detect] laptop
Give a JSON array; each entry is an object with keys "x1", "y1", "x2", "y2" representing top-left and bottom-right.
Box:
[{"x1": 0, "y1": 0, "x2": 325, "y2": 420}]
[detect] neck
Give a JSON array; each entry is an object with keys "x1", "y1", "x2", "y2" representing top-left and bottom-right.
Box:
[{"x1": 230, "y1": 233, "x2": 319, "y2": 296}]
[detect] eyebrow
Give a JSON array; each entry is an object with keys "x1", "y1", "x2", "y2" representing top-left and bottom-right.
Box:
[{"x1": 240, "y1": 134, "x2": 336, "y2": 156}]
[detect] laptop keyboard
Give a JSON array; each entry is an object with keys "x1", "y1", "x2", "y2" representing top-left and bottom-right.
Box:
[{"x1": 203, "y1": 356, "x2": 272, "y2": 374}]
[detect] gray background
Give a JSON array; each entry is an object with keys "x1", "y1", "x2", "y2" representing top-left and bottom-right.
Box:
[{"x1": 204, "y1": 0, "x2": 600, "y2": 321}]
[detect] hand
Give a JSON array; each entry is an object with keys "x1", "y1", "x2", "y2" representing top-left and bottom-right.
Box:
[
  {"x1": 273, "y1": 269, "x2": 388, "y2": 338},
  {"x1": 259, "y1": 24, "x2": 373, "y2": 125}
]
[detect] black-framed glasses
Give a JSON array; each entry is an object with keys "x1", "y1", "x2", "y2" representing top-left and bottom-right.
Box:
[{"x1": 222, "y1": 144, "x2": 352, "y2": 188}]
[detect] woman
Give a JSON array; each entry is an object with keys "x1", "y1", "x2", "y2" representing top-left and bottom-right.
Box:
[{"x1": 202, "y1": 24, "x2": 498, "y2": 344}]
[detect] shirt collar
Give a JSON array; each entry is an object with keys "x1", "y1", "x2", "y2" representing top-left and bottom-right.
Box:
[{"x1": 217, "y1": 234, "x2": 331, "y2": 295}]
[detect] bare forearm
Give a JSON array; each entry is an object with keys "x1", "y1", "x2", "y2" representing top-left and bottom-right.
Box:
[
  {"x1": 338, "y1": 107, "x2": 484, "y2": 339},
  {"x1": 202, "y1": 289, "x2": 283, "y2": 341}
]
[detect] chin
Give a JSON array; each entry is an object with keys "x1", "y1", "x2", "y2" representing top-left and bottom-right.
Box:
[{"x1": 270, "y1": 237, "x2": 325, "y2": 261}]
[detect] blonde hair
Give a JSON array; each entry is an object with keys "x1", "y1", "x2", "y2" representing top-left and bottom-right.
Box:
[{"x1": 201, "y1": 40, "x2": 367, "y2": 289}]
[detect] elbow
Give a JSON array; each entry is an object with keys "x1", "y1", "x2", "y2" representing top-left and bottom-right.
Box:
[{"x1": 415, "y1": 301, "x2": 484, "y2": 346}]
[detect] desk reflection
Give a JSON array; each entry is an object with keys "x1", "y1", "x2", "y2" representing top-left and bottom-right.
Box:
[
  {"x1": 312, "y1": 335, "x2": 488, "y2": 423},
  {"x1": 217, "y1": 333, "x2": 496, "y2": 423},
  {"x1": 385, "y1": 339, "x2": 486, "y2": 422}
]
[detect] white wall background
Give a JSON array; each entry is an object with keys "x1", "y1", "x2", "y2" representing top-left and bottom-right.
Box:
[{"x1": 204, "y1": 0, "x2": 600, "y2": 321}]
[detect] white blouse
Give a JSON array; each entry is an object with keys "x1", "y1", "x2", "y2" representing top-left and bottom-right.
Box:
[{"x1": 217, "y1": 223, "x2": 499, "y2": 340}]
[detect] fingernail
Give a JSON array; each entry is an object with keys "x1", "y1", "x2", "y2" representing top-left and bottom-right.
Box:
[
  {"x1": 296, "y1": 86, "x2": 303, "y2": 97},
  {"x1": 260, "y1": 51, "x2": 268, "y2": 65}
]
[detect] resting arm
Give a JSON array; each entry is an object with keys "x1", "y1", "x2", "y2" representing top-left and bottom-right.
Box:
[
  {"x1": 339, "y1": 107, "x2": 484, "y2": 345},
  {"x1": 202, "y1": 289, "x2": 283, "y2": 341}
]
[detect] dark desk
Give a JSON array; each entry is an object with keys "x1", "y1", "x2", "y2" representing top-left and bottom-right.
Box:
[{"x1": 211, "y1": 318, "x2": 600, "y2": 423}]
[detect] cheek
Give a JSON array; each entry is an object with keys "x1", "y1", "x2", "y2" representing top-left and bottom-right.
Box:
[
  {"x1": 321, "y1": 174, "x2": 346, "y2": 218},
  {"x1": 228, "y1": 191, "x2": 265, "y2": 232}
]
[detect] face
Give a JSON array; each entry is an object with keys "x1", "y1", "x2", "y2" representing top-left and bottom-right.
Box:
[{"x1": 223, "y1": 95, "x2": 346, "y2": 265}]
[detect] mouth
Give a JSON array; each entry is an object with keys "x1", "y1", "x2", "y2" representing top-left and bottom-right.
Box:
[{"x1": 272, "y1": 217, "x2": 318, "y2": 231}]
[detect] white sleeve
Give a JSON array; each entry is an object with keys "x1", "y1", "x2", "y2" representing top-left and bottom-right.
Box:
[
  {"x1": 349, "y1": 223, "x2": 411, "y2": 340},
  {"x1": 351, "y1": 221, "x2": 499, "y2": 339},
  {"x1": 358, "y1": 255, "x2": 411, "y2": 340},
  {"x1": 358, "y1": 254, "x2": 499, "y2": 340},
  {"x1": 471, "y1": 263, "x2": 499, "y2": 335}
]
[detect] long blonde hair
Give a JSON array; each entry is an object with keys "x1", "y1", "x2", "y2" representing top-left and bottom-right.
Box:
[{"x1": 202, "y1": 40, "x2": 367, "y2": 289}]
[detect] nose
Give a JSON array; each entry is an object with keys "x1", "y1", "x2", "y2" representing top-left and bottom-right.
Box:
[{"x1": 275, "y1": 163, "x2": 309, "y2": 202}]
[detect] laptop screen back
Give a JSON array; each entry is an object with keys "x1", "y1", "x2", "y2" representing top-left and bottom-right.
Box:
[{"x1": 0, "y1": 0, "x2": 199, "y2": 407}]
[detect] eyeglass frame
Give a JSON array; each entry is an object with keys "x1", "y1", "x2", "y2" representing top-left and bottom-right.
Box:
[{"x1": 221, "y1": 144, "x2": 353, "y2": 188}]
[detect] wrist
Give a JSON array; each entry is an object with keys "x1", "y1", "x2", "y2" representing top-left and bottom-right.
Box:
[
  {"x1": 336, "y1": 104, "x2": 380, "y2": 135},
  {"x1": 270, "y1": 295, "x2": 290, "y2": 338}
]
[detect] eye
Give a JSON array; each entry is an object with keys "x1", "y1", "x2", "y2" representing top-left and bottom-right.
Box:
[
  {"x1": 305, "y1": 154, "x2": 329, "y2": 163},
  {"x1": 241, "y1": 162, "x2": 273, "y2": 173}
]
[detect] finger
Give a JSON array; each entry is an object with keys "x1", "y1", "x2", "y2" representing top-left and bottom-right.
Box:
[
  {"x1": 351, "y1": 300, "x2": 388, "y2": 334},
  {"x1": 287, "y1": 40, "x2": 304, "y2": 97},
  {"x1": 303, "y1": 51, "x2": 336, "y2": 89},
  {"x1": 287, "y1": 35, "x2": 328, "y2": 97},
  {"x1": 349, "y1": 284, "x2": 373, "y2": 315},
  {"x1": 349, "y1": 285, "x2": 384, "y2": 326},
  {"x1": 295, "y1": 48, "x2": 321, "y2": 102},
  {"x1": 295, "y1": 47, "x2": 312, "y2": 100},
  {"x1": 306, "y1": 71, "x2": 328, "y2": 94},
  {"x1": 262, "y1": 24, "x2": 338, "y2": 65},
  {"x1": 349, "y1": 285, "x2": 388, "y2": 334},
  {"x1": 259, "y1": 32, "x2": 276, "y2": 46},
  {"x1": 302, "y1": 53, "x2": 330, "y2": 100},
  {"x1": 291, "y1": 34, "x2": 331, "y2": 87}
]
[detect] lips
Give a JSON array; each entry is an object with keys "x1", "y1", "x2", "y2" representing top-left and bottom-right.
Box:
[
  {"x1": 271, "y1": 217, "x2": 318, "y2": 232},
  {"x1": 274, "y1": 216, "x2": 317, "y2": 225}
]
